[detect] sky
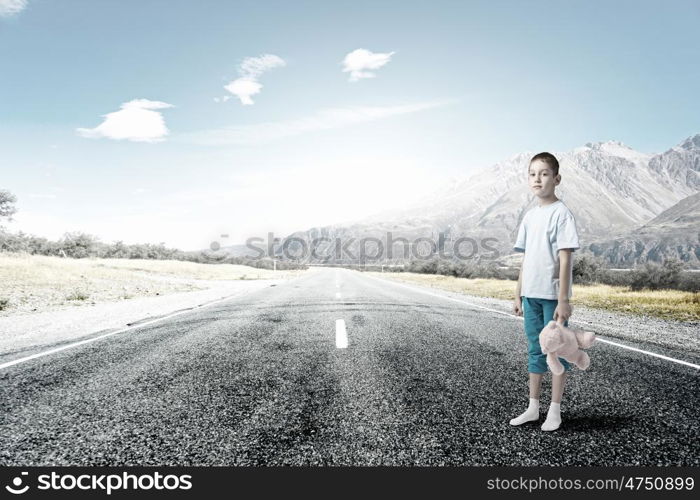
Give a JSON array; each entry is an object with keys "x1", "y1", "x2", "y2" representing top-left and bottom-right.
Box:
[{"x1": 1, "y1": 0, "x2": 699, "y2": 250}]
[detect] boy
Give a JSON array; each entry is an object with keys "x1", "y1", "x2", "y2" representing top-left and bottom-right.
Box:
[{"x1": 510, "y1": 152, "x2": 580, "y2": 432}]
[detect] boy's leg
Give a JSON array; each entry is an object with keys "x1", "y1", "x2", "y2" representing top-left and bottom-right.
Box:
[
  {"x1": 529, "y1": 373, "x2": 543, "y2": 400},
  {"x1": 510, "y1": 297, "x2": 545, "y2": 426},
  {"x1": 552, "y1": 372, "x2": 567, "y2": 404},
  {"x1": 543, "y1": 372, "x2": 566, "y2": 431},
  {"x1": 524, "y1": 298, "x2": 548, "y2": 375}
]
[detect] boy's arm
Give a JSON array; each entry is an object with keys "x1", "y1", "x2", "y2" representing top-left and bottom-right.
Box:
[
  {"x1": 555, "y1": 249, "x2": 573, "y2": 322},
  {"x1": 513, "y1": 256, "x2": 524, "y2": 316}
]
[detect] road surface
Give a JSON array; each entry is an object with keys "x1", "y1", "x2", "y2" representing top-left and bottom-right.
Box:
[{"x1": 1, "y1": 268, "x2": 698, "y2": 465}]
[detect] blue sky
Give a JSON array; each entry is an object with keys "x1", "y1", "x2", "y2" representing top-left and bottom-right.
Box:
[{"x1": 1, "y1": 0, "x2": 699, "y2": 250}]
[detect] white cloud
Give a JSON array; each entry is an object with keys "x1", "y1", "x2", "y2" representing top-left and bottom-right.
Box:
[
  {"x1": 0, "y1": 0, "x2": 27, "y2": 17},
  {"x1": 342, "y1": 48, "x2": 395, "y2": 82},
  {"x1": 239, "y1": 54, "x2": 286, "y2": 78},
  {"x1": 220, "y1": 54, "x2": 286, "y2": 105},
  {"x1": 77, "y1": 99, "x2": 174, "y2": 142},
  {"x1": 224, "y1": 78, "x2": 262, "y2": 106},
  {"x1": 185, "y1": 101, "x2": 447, "y2": 145}
]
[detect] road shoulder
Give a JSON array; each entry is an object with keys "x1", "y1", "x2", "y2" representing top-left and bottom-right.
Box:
[{"x1": 0, "y1": 279, "x2": 284, "y2": 360}]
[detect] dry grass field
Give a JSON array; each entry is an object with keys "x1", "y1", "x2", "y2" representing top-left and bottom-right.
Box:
[
  {"x1": 369, "y1": 272, "x2": 700, "y2": 322},
  {"x1": 0, "y1": 254, "x2": 305, "y2": 316}
]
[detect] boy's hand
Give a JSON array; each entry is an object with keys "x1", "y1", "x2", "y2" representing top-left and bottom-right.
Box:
[
  {"x1": 554, "y1": 301, "x2": 573, "y2": 324},
  {"x1": 513, "y1": 297, "x2": 523, "y2": 317}
]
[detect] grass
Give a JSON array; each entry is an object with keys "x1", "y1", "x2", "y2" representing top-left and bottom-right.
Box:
[
  {"x1": 89, "y1": 258, "x2": 299, "y2": 280},
  {"x1": 0, "y1": 253, "x2": 306, "y2": 316},
  {"x1": 65, "y1": 290, "x2": 90, "y2": 301},
  {"x1": 369, "y1": 271, "x2": 700, "y2": 322}
]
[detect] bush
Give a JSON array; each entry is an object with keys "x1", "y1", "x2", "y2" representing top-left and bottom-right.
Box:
[
  {"x1": 66, "y1": 290, "x2": 90, "y2": 301},
  {"x1": 597, "y1": 269, "x2": 633, "y2": 287},
  {"x1": 677, "y1": 272, "x2": 700, "y2": 293},
  {"x1": 401, "y1": 258, "x2": 512, "y2": 280},
  {"x1": 573, "y1": 254, "x2": 605, "y2": 285},
  {"x1": 629, "y1": 258, "x2": 685, "y2": 291},
  {"x1": 480, "y1": 262, "x2": 507, "y2": 280},
  {"x1": 0, "y1": 297, "x2": 9, "y2": 311}
]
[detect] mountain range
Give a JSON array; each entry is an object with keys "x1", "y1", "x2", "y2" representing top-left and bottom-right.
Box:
[{"x1": 231, "y1": 133, "x2": 700, "y2": 268}]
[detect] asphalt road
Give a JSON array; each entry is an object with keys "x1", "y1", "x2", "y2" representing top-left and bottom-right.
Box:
[{"x1": 1, "y1": 268, "x2": 698, "y2": 466}]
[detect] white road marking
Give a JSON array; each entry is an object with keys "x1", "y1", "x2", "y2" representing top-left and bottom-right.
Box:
[
  {"x1": 335, "y1": 292, "x2": 341, "y2": 299},
  {"x1": 363, "y1": 273, "x2": 700, "y2": 370},
  {"x1": 593, "y1": 338, "x2": 700, "y2": 369},
  {"x1": 335, "y1": 319, "x2": 348, "y2": 349},
  {"x1": 0, "y1": 292, "x2": 257, "y2": 371}
]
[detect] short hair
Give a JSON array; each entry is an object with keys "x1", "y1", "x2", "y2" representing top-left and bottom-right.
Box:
[{"x1": 529, "y1": 152, "x2": 560, "y2": 176}]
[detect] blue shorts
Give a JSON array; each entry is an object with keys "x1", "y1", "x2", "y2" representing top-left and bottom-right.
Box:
[{"x1": 522, "y1": 296, "x2": 572, "y2": 374}]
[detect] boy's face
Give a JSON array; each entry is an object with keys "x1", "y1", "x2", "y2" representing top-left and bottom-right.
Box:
[{"x1": 528, "y1": 159, "x2": 560, "y2": 198}]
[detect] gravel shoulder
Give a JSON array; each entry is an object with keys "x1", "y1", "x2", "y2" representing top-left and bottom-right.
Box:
[{"x1": 0, "y1": 278, "x2": 288, "y2": 361}]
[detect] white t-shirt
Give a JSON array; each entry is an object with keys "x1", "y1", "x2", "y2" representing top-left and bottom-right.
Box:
[{"x1": 513, "y1": 199, "x2": 580, "y2": 300}]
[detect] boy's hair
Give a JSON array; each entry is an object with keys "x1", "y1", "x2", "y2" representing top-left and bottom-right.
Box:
[{"x1": 529, "y1": 152, "x2": 560, "y2": 176}]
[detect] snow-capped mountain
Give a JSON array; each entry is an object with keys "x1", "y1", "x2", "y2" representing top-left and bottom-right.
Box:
[
  {"x1": 276, "y1": 134, "x2": 700, "y2": 267},
  {"x1": 648, "y1": 134, "x2": 700, "y2": 191}
]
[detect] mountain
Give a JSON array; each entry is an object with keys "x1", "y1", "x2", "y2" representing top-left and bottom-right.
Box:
[
  {"x1": 647, "y1": 134, "x2": 700, "y2": 191},
  {"x1": 640, "y1": 191, "x2": 700, "y2": 232},
  {"x1": 273, "y1": 134, "x2": 700, "y2": 267},
  {"x1": 587, "y1": 192, "x2": 700, "y2": 267}
]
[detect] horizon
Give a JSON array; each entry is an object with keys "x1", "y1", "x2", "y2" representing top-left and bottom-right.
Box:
[{"x1": 2, "y1": 0, "x2": 699, "y2": 250}]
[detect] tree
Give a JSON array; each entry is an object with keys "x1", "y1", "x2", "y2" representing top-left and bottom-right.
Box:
[
  {"x1": 573, "y1": 254, "x2": 605, "y2": 285},
  {"x1": 0, "y1": 190, "x2": 17, "y2": 226},
  {"x1": 59, "y1": 232, "x2": 99, "y2": 258}
]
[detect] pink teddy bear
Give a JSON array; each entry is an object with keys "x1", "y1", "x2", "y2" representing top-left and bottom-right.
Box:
[{"x1": 539, "y1": 320, "x2": 596, "y2": 375}]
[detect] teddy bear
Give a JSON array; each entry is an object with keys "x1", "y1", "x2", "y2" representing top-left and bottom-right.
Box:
[{"x1": 539, "y1": 320, "x2": 596, "y2": 375}]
